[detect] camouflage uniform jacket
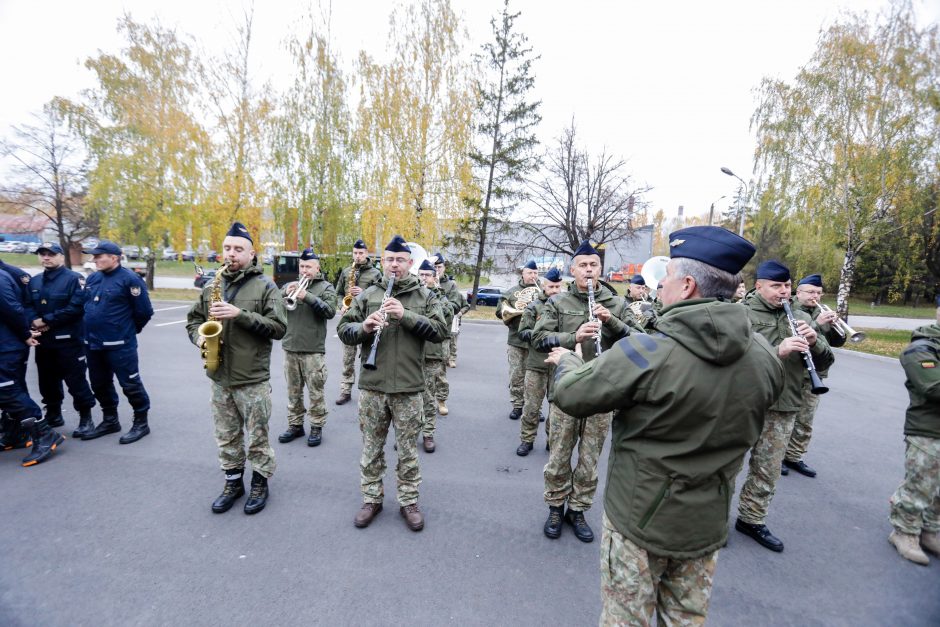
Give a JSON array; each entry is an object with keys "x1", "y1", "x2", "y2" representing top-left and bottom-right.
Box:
[
  {"x1": 553, "y1": 298, "x2": 784, "y2": 558},
  {"x1": 186, "y1": 262, "x2": 287, "y2": 387},
  {"x1": 799, "y1": 302, "x2": 846, "y2": 378},
  {"x1": 337, "y1": 274, "x2": 448, "y2": 393},
  {"x1": 496, "y1": 278, "x2": 539, "y2": 348},
  {"x1": 335, "y1": 259, "x2": 383, "y2": 300},
  {"x1": 425, "y1": 285, "x2": 454, "y2": 361},
  {"x1": 744, "y1": 291, "x2": 834, "y2": 412},
  {"x1": 518, "y1": 293, "x2": 551, "y2": 373},
  {"x1": 900, "y1": 324, "x2": 940, "y2": 439},
  {"x1": 281, "y1": 275, "x2": 337, "y2": 354}
]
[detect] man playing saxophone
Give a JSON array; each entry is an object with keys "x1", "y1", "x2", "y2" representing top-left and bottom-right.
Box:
[
  {"x1": 335, "y1": 239, "x2": 383, "y2": 406},
  {"x1": 186, "y1": 222, "x2": 286, "y2": 516},
  {"x1": 278, "y1": 248, "x2": 337, "y2": 447}
]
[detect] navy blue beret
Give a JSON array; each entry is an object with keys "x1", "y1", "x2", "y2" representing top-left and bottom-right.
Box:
[
  {"x1": 668, "y1": 226, "x2": 756, "y2": 275},
  {"x1": 300, "y1": 248, "x2": 319, "y2": 261},
  {"x1": 37, "y1": 243, "x2": 63, "y2": 255},
  {"x1": 385, "y1": 235, "x2": 411, "y2": 254},
  {"x1": 630, "y1": 274, "x2": 645, "y2": 285},
  {"x1": 573, "y1": 240, "x2": 599, "y2": 257},
  {"x1": 226, "y1": 221, "x2": 253, "y2": 243},
  {"x1": 353, "y1": 239, "x2": 367, "y2": 250},
  {"x1": 433, "y1": 253, "x2": 446, "y2": 265},
  {"x1": 86, "y1": 240, "x2": 122, "y2": 256},
  {"x1": 523, "y1": 260, "x2": 538, "y2": 270},
  {"x1": 798, "y1": 274, "x2": 822, "y2": 287},
  {"x1": 418, "y1": 259, "x2": 436, "y2": 272},
  {"x1": 755, "y1": 260, "x2": 791, "y2": 281},
  {"x1": 544, "y1": 268, "x2": 562, "y2": 282}
]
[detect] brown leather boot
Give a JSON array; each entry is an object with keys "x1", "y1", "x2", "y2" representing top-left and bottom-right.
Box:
[
  {"x1": 354, "y1": 502, "x2": 383, "y2": 528},
  {"x1": 423, "y1": 435, "x2": 435, "y2": 453},
  {"x1": 400, "y1": 503, "x2": 424, "y2": 531}
]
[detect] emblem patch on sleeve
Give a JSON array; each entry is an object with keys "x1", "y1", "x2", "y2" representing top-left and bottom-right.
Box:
[
  {"x1": 921, "y1": 361, "x2": 936, "y2": 369},
  {"x1": 130, "y1": 286, "x2": 141, "y2": 297}
]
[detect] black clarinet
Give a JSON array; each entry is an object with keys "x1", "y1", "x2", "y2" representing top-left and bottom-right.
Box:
[
  {"x1": 586, "y1": 279, "x2": 603, "y2": 356},
  {"x1": 781, "y1": 300, "x2": 828, "y2": 395},
  {"x1": 363, "y1": 276, "x2": 395, "y2": 370}
]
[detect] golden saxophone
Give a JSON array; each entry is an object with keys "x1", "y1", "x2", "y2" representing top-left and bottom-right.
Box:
[
  {"x1": 342, "y1": 262, "x2": 358, "y2": 310},
  {"x1": 197, "y1": 264, "x2": 227, "y2": 374}
]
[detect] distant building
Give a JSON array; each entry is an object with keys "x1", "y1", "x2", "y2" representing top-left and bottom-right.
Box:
[{"x1": 0, "y1": 214, "x2": 53, "y2": 243}]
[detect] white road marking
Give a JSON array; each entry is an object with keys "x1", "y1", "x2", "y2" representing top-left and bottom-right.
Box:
[
  {"x1": 155, "y1": 319, "x2": 188, "y2": 327},
  {"x1": 154, "y1": 305, "x2": 190, "y2": 312}
]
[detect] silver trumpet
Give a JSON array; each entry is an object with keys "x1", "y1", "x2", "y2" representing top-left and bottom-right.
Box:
[
  {"x1": 818, "y1": 303, "x2": 866, "y2": 343},
  {"x1": 284, "y1": 275, "x2": 311, "y2": 311}
]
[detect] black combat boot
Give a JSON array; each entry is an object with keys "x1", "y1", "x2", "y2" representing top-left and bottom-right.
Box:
[
  {"x1": 509, "y1": 407, "x2": 522, "y2": 420},
  {"x1": 1, "y1": 416, "x2": 32, "y2": 451},
  {"x1": 211, "y1": 469, "x2": 245, "y2": 514},
  {"x1": 307, "y1": 426, "x2": 322, "y2": 447},
  {"x1": 45, "y1": 405, "x2": 65, "y2": 428},
  {"x1": 82, "y1": 409, "x2": 121, "y2": 440},
  {"x1": 516, "y1": 441, "x2": 534, "y2": 456},
  {"x1": 119, "y1": 411, "x2": 150, "y2": 444},
  {"x1": 278, "y1": 424, "x2": 304, "y2": 443},
  {"x1": 21, "y1": 418, "x2": 65, "y2": 467},
  {"x1": 244, "y1": 471, "x2": 269, "y2": 515},
  {"x1": 544, "y1": 505, "x2": 564, "y2": 539},
  {"x1": 565, "y1": 507, "x2": 595, "y2": 543},
  {"x1": 72, "y1": 408, "x2": 95, "y2": 439}
]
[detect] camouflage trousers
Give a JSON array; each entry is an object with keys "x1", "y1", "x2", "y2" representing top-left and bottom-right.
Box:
[
  {"x1": 507, "y1": 345, "x2": 528, "y2": 408},
  {"x1": 544, "y1": 404, "x2": 611, "y2": 511},
  {"x1": 737, "y1": 410, "x2": 797, "y2": 525},
  {"x1": 358, "y1": 389, "x2": 422, "y2": 506},
  {"x1": 212, "y1": 381, "x2": 276, "y2": 479},
  {"x1": 889, "y1": 435, "x2": 940, "y2": 535},
  {"x1": 520, "y1": 368, "x2": 549, "y2": 444},
  {"x1": 435, "y1": 342, "x2": 450, "y2": 402},
  {"x1": 340, "y1": 343, "x2": 358, "y2": 395},
  {"x1": 422, "y1": 359, "x2": 445, "y2": 437},
  {"x1": 785, "y1": 386, "x2": 820, "y2": 463},
  {"x1": 600, "y1": 513, "x2": 717, "y2": 627},
  {"x1": 448, "y1": 333, "x2": 458, "y2": 366},
  {"x1": 284, "y1": 351, "x2": 328, "y2": 428}
]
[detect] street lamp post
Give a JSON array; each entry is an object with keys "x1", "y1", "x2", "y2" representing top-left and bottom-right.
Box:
[
  {"x1": 720, "y1": 167, "x2": 749, "y2": 236},
  {"x1": 708, "y1": 194, "x2": 726, "y2": 226}
]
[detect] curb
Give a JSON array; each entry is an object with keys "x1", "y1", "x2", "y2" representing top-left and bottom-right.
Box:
[
  {"x1": 462, "y1": 318, "x2": 502, "y2": 326},
  {"x1": 833, "y1": 347, "x2": 898, "y2": 364}
]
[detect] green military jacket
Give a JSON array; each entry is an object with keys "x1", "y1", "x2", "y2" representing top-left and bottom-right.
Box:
[
  {"x1": 800, "y1": 302, "x2": 846, "y2": 378},
  {"x1": 553, "y1": 298, "x2": 784, "y2": 559},
  {"x1": 439, "y1": 276, "x2": 469, "y2": 316},
  {"x1": 335, "y1": 259, "x2": 383, "y2": 302},
  {"x1": 281, "y1": 275, "x2": 337, "y2": 354},
  {"x1": 532, "y1": 281, "x2": 635, "y2": 363},
  {"x1": 518, "y1": 293, "x2": 551, "y2": 373},
  {"x1": 496, "y1": 278, "x2": 539, "y2": 348},
  {"x1": 900, "y1": 324, "x2": 940, "y2": 440},
  {"x1": 337, "y1": 274, "x2": 448, "y2": 393},
  {"x1": 425, "y1": 285, "x2": 454, "y2": 362},
  {"x1": 186, "y1": 262, "x2": 287, "y2": 387},
  {"x1": 744, "y1": 291, "x2": 834, "y2": 412}
]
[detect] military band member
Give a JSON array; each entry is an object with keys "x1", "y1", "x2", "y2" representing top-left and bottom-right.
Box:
[
  {"x1": 515, "y1": 267, "x2": 564, "y2": 456},
  {"x1": 733, "y1": 281, "x2": 747, "y2": 302},
  {"x1": 81, "y1": 241, "x2": 154, "y2": 444},
  {"x1": 626, "y1": 274, "x2": 649, "y2": 301},
  {"x1": 735, "y1": 260, "x2": 834, "y2": 551},
  {"x1": 27, "y1": 243, "x2": 96, "y2": 439},
  {"x1": 432, "y1": 254, "x2": 464, "y2": 414},
  {"x1": 186, "y1": 222, "x2": 286, "y2": 515},
  {"x1": 549, "y1": 226, "x2": 784, "y2": 626},
  {"x1": 335, "y1": 239, "x2": 383, "y2": 405},
  {"x1": 338, "y1": 235, "x2": 447, "y2": 532},
  {"x1": 418, "y1": 259, "x2": 454, "y2": 452},
  {"x1": 533, "y1": 240, "x2": 634, "y2": 542},
  {"x1": 434, "y1": 254, "x2": 468, "y2": 369},
  {"x1": 782, "y1": 273, "x2": 845, "y2": 478},
  {"x1": 889, "y1": 300, "x2": 940, "y2": 565},
  {"x1": 0, "y1": 258, "x2": 34, "y2": 450},
  {"x1": 278, "y1": 248, "x2": 337, "y2": 447},
  {"x1": 0, "y1": 268, "x2": 65, "y2": 466},
  {"x1": 497, "y1": 259, "x2": 539, "y2": 420}
]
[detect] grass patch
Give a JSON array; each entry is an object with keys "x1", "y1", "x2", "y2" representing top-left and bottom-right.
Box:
[
  {"x1": 823, "y1": 297, "x2": 933, "y2": 320},
  {"x1": 151, "y1": 288, "x2": 200, "y2": 302},
  {"x1": 463, "y1": 305, "x2": 499, "y2": 321},
  {"x1": 840, "y1": 328, "x2": 913, "y2": 359}
]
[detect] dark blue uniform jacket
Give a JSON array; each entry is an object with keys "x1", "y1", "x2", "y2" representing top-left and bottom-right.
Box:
[
  {"x1": 83, "y1": 265, "x2": 153, "y2": 350},
  {"x1": 28, "y1": 266, "x2": 87, "y2": 347},
  {"x1": 0, "y1": 271, "x2": 31, "y2": 352}
]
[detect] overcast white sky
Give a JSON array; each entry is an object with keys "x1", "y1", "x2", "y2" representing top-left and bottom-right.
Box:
[{"x1": 1, "y1": 0, "x2": 937, "y2": 220}]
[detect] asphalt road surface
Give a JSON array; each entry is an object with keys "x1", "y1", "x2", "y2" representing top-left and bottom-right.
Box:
[{"x1": 1, "y1": 304, "x2": 938, "y2": 626}]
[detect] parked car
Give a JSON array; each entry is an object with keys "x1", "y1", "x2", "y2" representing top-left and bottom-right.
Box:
[
  {"x1": 194, "y1": 265, "x2": 216, "y2": 288},
  {"x1": 123, "y1": 245, "x2": 141, "y2": 259},
  {"x1": 0, "y1": 242, "x2": 14, "y2": 253},
  {"x1": 466, "y1": 285, "x2": 504, "y2": 307},
  {"x1": 607, "y1": 271, "x2": 625, "y2": 282},
  {"x1": 206, "y1": 250, "x2": 218, "y2": 263},
  {"x1": 161, "y1": 247, "x2": 178, "y2": 261},
  {"x1": 28, "y1": 242, "x2": 41, "y2": 254},
  {"x1": 180, "y1": 250, "x2": 196, "y2": 261}
]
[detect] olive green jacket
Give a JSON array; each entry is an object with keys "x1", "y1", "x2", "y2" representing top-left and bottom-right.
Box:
[
  {"x1": 439, "y1": 276, "x2": 469, "y2": 317},
  {"x1": 900, "y1": 324, "x2": 940, "y2": 440},
  {"x1": 186, "y1": 262, "x2": 287, "y2": 387},
  {"x1": 425, "y1": 285, "x2": 454, "y2": 361},
  {"x1": 518, "y1": 293, "x2": 552, "y2": 373},
  {"x1": 744, "y1": 291, "x2": 834, "y2": 412},
  {"x1": 553, "y1": 299, "x2": 784, "y2": 558},
  {"x1": 337, "y1": 274, "x2": 447, "y2": 393},
  {"x1": 496, "y1": 278, "x2": 540, "y2": 347},
  {"x1": 281, "y1": 276, "x2": 337, "y2": 354},
  {"x1": 799, "y1": 302, "x2": 846, "y2": 378},
  {"x1": 335, "y1": 259, "x2": 383, "y2": 300}
]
